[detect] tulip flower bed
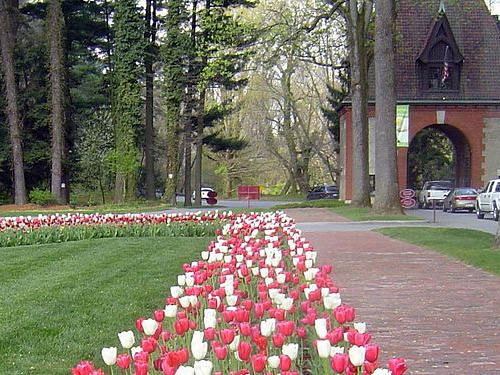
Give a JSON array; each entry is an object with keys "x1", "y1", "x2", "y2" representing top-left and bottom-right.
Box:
[
  {"x1": 72, "y1": 212, "x2": 407, "y2": 375},
  {"x1": 0, "y1": 212, "x2": 235, "y2": 247}
]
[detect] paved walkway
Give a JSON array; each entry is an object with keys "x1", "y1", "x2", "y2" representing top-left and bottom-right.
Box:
[{"x1": 285, "y1": 208, "x2": 500, "y2": 375}]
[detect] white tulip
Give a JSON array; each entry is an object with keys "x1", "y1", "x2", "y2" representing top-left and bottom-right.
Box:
[
  {"x1": 201, "y1": 251, "x2": 209, "y2": 260},
  {"x1": 194, "y1": 360, "x2": 213, "y2": 375},
  {"x1": 178, "y1": 275, "x2": 186, "y2": 286},
  {"x1": 354, "y1": 322, "x2": 367, "y2": 334},
  {"x1": 271, "y1": 258, "x2": 280, "y2": 267},
  {"x1": 246, "y1": 259, "x2": 253, "y2": 267},
  {"x1": 348, "y1": 345, "x2": 366, "y2": 367},
  {"x1": 260, "y1": 318, "x2": 276, "y2": 337},
  {"x1": 203, "y1": 309, "x2": 217, "y2": 328},
  {"x1": 316, "y1": 340, "x2": 331, "y2": 358},
  {"x1": 191, "y1": 341, "x2": 208, "y2": 360},
  {"x1": 268, "y1": 288, "x2": 280, "y2": 299},
  {"x1": 142, "y1": 318, "x2": 159, "y2": 336},
  {"x1": 372, "y1": 369, "x2": 392, "y2": 375},
  {"x1": 176, "y1": 365, "x2": 195, "y2": 375},
  {"x1": 189, "y1": 295, "x2": 198, "y2": 307},
  {"x1": 118, "y1": 330, "x2": 135, "y2": 349},
  {"x1": 292, "y1": 257, "x2": 300, "y2": 266},
  {"x1": 281, "y1": 297, "x2": 294, "y2": 311},
  {"x1": 191, "y1": 330, "x2": 204, "y2": 345},
  {"x1": 236, "y1": 254, "x2": 244, "y2": 263},
  {"x1": 179, "y1": 296, "x2": 191, "y2": 308},
  {"x1": 224, "y1": 255, "x2": 232, "y2": 264},
  {"x1": 315, "y1": 318, "x2": 328, "y2": 339},
  {"x1": 215, "y1": 253, "x2": 224, "y2": 261},
  {"x1": 323, "y1": 293, "x2": 342, "y2": 310},
  {"x1": 226, "y1": 295, "x2": 238, "y2": 306},
  {"x1": 282, "y1": 343, "x2": 299, "y2": 360},
  {"x1": 229, "y1": 335, "x2": 240, "y2": 351},
  {"x1": 268, "y1": 355, "x2": 280, "y2": 369},
  {"x1": 171, "y1": 286, "x2": 184, "y2": 298},
  {"x1": 186, "y1": 276, "x2": 195, "y2": 287},
  {"x1": 276, "y1": 273, "x2": 286, "y2": 284},
  {"x1": 165, "y1": 304, "x2": 178, "y2": 318},
  {"x1": 260, "y1": 268, "x2": 269, "y2": 278},
  {"x1": 224, "y1": 284, "x2": 234, "y2": 296},
  {"x1": 101, "y1": 347, "x2": 117, "y2": 366}
]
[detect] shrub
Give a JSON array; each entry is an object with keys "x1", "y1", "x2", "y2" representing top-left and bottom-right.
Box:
[{"x1": 29, "y1": 188, "x2": 57, "y2": 206}]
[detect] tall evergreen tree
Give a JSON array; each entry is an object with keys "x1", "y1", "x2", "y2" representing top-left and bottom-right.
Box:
[
  {"x1": 47, "y1": 0, "x2": 67, "y2": 203},
  {"x1": 112, "y1": 0, "x2": 144, "y2": 202},
  {"x1": 0, "y1": 0, "x2": 27, "y2": 204}
]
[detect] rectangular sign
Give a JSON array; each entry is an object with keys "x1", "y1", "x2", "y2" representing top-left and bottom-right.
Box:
[
  {"x1": 396, "y1": 104, "x2": 409, "y2": 147},
  {"x1": 238, "y1": 185, "x2": 261, "y2": 200}
]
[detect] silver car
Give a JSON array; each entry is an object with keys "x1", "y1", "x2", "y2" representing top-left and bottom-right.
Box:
[{"x1": 442, "y1": 187, "x2": 478, "y2": 213}]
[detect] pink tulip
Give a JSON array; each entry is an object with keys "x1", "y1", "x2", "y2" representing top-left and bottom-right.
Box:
[
  {"x1": 212, "y1": 342, "x2": 229, "y2": 360},
  {"x1": 154, "y1": 309, "x2": 165, "y2": 322},
  {"x1": 71, "y1": 360, "x2": 94, "y2": 375},
  {"x1": 251, "y1": 353, "x2": 267, "y2": 372},
  {"x1": 237, "y1": 341, "x2": 252, "y2": 361},
  {"x1": 279, "y1": 355, "x2": 292, "y2": 371},
  {"x1": 331, "y1": 353, "x2": 349, "y2": 373},
  {"x1": 116, "y1": 354, "x2": 131, "y2": 369},
  {"x1": 388, "y1": 357, "x2": 408, "y2": 375},
  {"x1": 141, "y1": 337, "x2": 158, "y2": 353},
  {"x1": 272, "y1": 333, "x2": 285, "y2": 348},
  {"x1": 134, "y1": 360, "x2": 149, "y2": 375},
  {"x1": 220, "y1": 328, "x2": 236, "y2": 345},
  {"x1": 365, "y1": 344, "x2": 380, "y2": 362}
]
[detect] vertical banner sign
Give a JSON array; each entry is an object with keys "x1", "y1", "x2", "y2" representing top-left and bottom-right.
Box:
[{"x1": 396, "y1": 105, "x2": 409, "y2": 147}]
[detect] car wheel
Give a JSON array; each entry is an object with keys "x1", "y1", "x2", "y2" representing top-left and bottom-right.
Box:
[
  {"x1": 476, "y1": 204, "x2": 485, "y2": 219},
  {"x1": 493, "y1": 204, "x2": 499, "y2": 222}
]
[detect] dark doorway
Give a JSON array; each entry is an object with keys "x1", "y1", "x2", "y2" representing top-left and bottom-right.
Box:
[{"x1": 407, "y1": 124, "x2": 471, "y2": 190}]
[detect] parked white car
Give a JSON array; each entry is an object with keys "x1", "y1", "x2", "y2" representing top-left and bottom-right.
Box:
[
  {"x1": 418, "y1": 180, "x2": 453, "y2": 209},
  {"x1": 476, "y1": 179, "x2": 500, "y2": 221},
  {"x1": 192, "y1": 187, "x2": 216, "y2": 201}
]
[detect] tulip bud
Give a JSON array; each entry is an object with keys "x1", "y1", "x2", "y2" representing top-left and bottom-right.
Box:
[
  {"x1": 142, "y1": 318, "x2": 159, "y2": 336},
  {"x1": 194, "y1": 360, "x2": 213, "y2": 375},
  {"x1": 268, "y1": 355, "x2": 280, "y2": 369},
  {"x1": 314, "y1": 318, "x2": 328, "y2": 339},
  {"x1": 348, "y1": 345, "x2": 366, "y2": 367},
  {"x1": 316, "y1": 340, "x2": 331, "y2": 358}
]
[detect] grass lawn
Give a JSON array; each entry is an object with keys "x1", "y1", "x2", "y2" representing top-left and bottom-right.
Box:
[
  {"x1": 376, "y1": 227, "x2": 500, "y2": 276},
  {"x1": 0, "y1": 236, "x2": 209, "y2": 375},
  {"x1": 273, "y1": 200, "x2": 421, "y2": 221}
]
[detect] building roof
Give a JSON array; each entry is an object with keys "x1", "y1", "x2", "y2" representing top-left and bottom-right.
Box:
[{"x1": 368, "y1": 0, "x2": 500, "y2": 101}]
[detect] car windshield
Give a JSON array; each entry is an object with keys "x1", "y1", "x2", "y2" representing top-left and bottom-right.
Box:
[
  {"x1": 455, "y1": 188, "x2": 477, "y2": 195},
  {"x1": 429, "y1": 183, "x2": 453, "y2": 190},
  {"x1": 325, "y1": 186, "x2": 339, "y2": 192}
]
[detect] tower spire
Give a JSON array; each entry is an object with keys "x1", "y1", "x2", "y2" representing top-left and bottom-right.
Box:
[{"x1": 439, "y1": 0, "x2": 446, "y2": 14}]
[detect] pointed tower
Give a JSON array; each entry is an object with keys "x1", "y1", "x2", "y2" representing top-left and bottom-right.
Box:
[{"x1": 339, "y1": 0, "x2": 500, "y2": 200}]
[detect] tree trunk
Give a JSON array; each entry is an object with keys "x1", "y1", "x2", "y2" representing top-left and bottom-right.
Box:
[
  {"x1": 184, "y1": 117, "x2": 192, "y2": 207},
  {"x1": 0, "y1": 0, "x2": 27, "y2": 205},
  {"x1": 372, "y1": 0, "x2": 402, "y2": 214},
  {"x1": 348, "y1": 0, "x2": 372, "y2": 207},
  {"x1": 48, "y1": 0, "x2": 66, "y2": 203},
  {"x1": 193, "y1": 89, "x2": 205, "y2": 206},
  {"x1": 144, "y1": 0, "x2": 155, "y2": 200}
]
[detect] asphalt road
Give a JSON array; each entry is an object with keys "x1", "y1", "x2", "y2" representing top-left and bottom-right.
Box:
[{"x1": 157, "y1": 199, "x2": 499, "y2": 235}]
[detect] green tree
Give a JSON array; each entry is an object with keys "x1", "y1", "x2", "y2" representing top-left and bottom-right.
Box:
[{"x1": 112, "y1": 0, "x2": 144, "y2": 203}]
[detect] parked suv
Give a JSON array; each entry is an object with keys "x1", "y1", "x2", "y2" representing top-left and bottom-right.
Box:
[
  {"x1": 306, "y1": 185, "x2": 339, "y2": 200},
  {"x1": 418, "y1": 180, "x2": 453, "y2": 209},
  {"x1": 476, "y1": 179, "x2": 500, "y2": 221}
]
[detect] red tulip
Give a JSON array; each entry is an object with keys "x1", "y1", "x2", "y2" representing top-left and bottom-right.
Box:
[
  {"x1": 308, "y1": 288, "x2": 321, "y2": 302},
  {"x1": 222, "y1": 310, "x2": 235, "y2": 323},
  {"x1": 272, "y1": 333, "x2": 285, "y2": 348},
  {"x1": 116, "y1": 354, "x2": 131, "y2": 369},
  {"x1": 243, "y1": 299, "x2": 253, "y2": 311},
  {"x1": 279, "y1": 354, "x2": 292, "y2": 371},
  {"x1": 274, "y1": 309, "x2": 285, "y2": 321},
  {"x1": 213, "y1": 343, "x2": 229, "y2": 360},
  {"x1": 364, "y1": 360, "x2": 378, "y2": 374},
  {"x1": 72, "y1": 360, "x2": 94, "y2": 375},
  {"x1": 204, "y1": 327, "x2": 216, "y2": 341},
  {"x1": 345, "y1": 305, "x2": 355, "y2": 322},
  {"x1": 162, "y1": 330, "x2": 172, "y2": 342},
  {"x1": 333, "y1": 306, "x2": 346, "y2": 324},
  {"x1": 220, "y1": 328, "x2": 236, "y2": 345},
  {"x1": 251, "y1": 353, "x2": 267, "y2": 372},
  {"x1": 235, "y1": 309, "x2": 249, "y2": 322},
  {"x1": 174, "y1": 318, "x2": 189, "y2": 335},
  {"x1": 388, "y1": 357, "x2": 408, "y2": 375},
  {"x1": 154, "y1": 309, "x2": 165, "y2": 322},
  {"x1": 331, "y1": 353, "x2": 348, "y2": 373},
  {"x1": 296, "y1": 327, "x2": 306, "y2": 339},
  {"x1": 135, "y1": 317, "x2": 145, "y2": 333},
  {"x1": 134, "y1": 361, "x2": 149, "y2": 375},
  {"x1": 253, "y1": 335, "x2": 267, "y2": 352},
  {"x1": 177, "y1": 348, "x2": 190, "y2": 364},
  {"x1": 254, "y1": 303, "x2": 265, "y2": 318},
  {"x1": 365, "y1": 344, "x2": 379, "y2": 362},
  {"x1": 237, "y1": 341, "x2": 252, "y2": 361},
  {"x1": 326, "y1": 327, "x2": 344, "y2": 345},
  {"x1": 141, "y1": 337, "x2": 158, "y2": 353},
  {"x1": 239, "y1": 322, "x2": 251, "y2": 336}
]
